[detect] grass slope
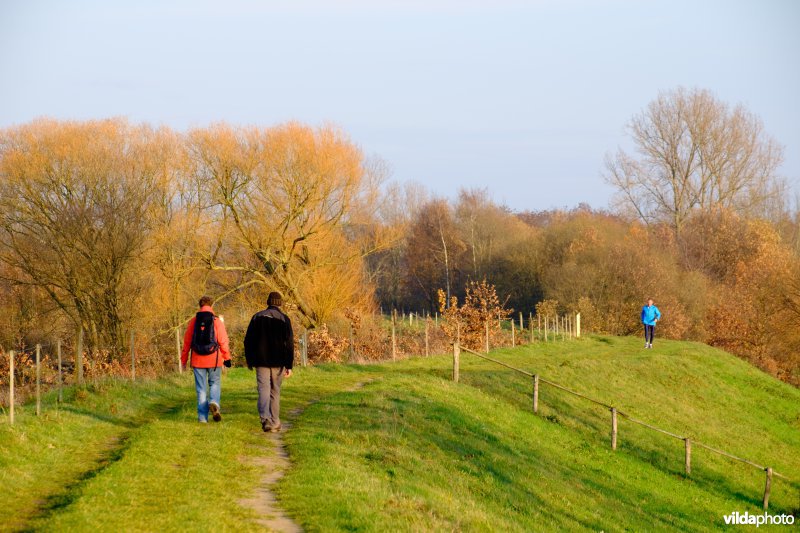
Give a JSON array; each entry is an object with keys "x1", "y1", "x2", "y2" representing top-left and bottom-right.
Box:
[
  {"x1": 0, "y1": 366, "x2": 371, "y2": 531},
  {"x1": 1, "y1": 335, "x2": 798, "y2": 531},
  {"x1": 279, "y1": 336, "x2": 800, "y2": 531}
]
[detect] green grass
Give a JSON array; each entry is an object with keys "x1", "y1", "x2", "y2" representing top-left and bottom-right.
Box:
[
  {"x1": 0, "y1": 366, "x2": 372, "y2": 531},
  {"x1": 279, "y1": 336, "x2": 800, "y2": 531},
  {"x1": 1, "y1": 335, "x2": 799, "y2": 531}
]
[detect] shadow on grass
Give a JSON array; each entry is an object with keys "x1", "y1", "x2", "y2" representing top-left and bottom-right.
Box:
[
  {"x1": 21, "y1": 394, "x2": 187, "y2": 530},
  {"x1": 23, "y1": 432, "x2": 134, "y2": 531}
]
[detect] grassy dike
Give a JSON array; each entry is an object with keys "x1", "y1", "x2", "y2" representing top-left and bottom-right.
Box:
[
  {"x1": 2, "y1": 336, "x2": 799, "y2": 531},
  {"x1": 0, "y1": 365, "x2": 373, "y2": 531},
  {"x1": 279, "y1": 336, "x2": 800, "y2": 531}
]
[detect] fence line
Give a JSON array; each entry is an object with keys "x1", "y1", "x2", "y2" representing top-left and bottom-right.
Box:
[{"x1": 455, "y1": 343, "x2": 795, "y2": 510}]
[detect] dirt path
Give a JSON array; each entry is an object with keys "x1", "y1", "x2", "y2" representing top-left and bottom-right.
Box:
[
  {"x1": 239, "y1": 429, "x2": 301, "y2": 533},
  {"x1": 239, "y1": 379, "x2": 374, "y2": 532}
]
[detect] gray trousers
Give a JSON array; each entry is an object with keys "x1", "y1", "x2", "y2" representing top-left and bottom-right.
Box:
[{"x1": 256, "y1": 367, "x2": 285, "y2": 427}]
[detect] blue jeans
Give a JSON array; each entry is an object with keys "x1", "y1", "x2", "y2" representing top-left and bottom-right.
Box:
[{"x1": 193, "y1": 367, "x2": 222, "y2": 422}]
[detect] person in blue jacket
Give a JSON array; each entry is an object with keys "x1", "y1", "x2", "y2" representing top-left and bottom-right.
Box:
[{"x1": 641, "y1": 298, "x2": 661, "y2": 349}]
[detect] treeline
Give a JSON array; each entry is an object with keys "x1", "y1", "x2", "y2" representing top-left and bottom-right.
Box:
[
  {"x1": 1, "y1": 87, "x2": 799, "y2": 385},
  {"x1": 369, "y1": 87, "x2": 800, "y2": 384},
  {"x1": 0, "y1": 118, "x2": 385, "y2": 365},
  {"x1": 372, "y1": 191, "x2": 800, "y2": 384}
]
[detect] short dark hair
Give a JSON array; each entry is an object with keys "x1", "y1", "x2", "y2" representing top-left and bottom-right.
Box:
[
  {"x1": 199, "y1": 295, "x2": 214, "y2": 307},
  {"x1": 267, "y1": 291, "x2": 283, "y2": 307}
]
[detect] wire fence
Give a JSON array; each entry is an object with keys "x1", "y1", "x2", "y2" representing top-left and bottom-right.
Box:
[{"x1": 452, "y1": 342, "x2": 797, "y2": 512}]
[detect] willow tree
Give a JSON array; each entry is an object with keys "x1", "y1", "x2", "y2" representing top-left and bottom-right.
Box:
[
  {"x1": 187, "y1": 122, "x2": 383, "y2": 328},
  {"x1": 0, "y1": 119, "x2": 175, "y2": 352},
  {"x1": 605, "y1": 87, "x2": 785, "y2": 234}
]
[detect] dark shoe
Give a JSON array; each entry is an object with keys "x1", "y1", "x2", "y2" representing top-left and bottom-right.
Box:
[
  {"x1": 261, "y1": 418, "x2": 270, "y2": 432},
  {"x1": 209, "y1": 402, "x2": 222, "y2": 422}
]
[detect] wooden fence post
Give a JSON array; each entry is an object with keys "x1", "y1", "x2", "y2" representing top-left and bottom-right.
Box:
[
  {"x1": 424, "y1": 319, "x2": 429, "y2": 356},
  {"x1": 36, "y1": 344, "x2": 41, "y2": 416},
  {"x1": 530, "y1": 313, "x2": 534, "y2": 343},
  {"x1": 391, "y1": 312, "x2": 397, "y2": 361},
  {"x1": 57, "y1": 339, "x2": 63, "y2": 403},
  {"x1": 763, "y1": 467, "x2": 772, "y2": 510},
  {"x1": 576, "y1": 313, "x2": 581, "y2": 338},
  {"x1": 611, "y1": 407, "x2": 618, "y2": 450},
  {"x1": 533, "y1": 374, "x2": 539, "y2": 413},
  {"x1": 130, "y1": 331, "x2": 136, "y2": 381},
  {"x1": 76, "y1": 326, "x2": 84, "y2": 385},
  {"x1": 302, "y1": 329, "x2": 309, "y2": 367},
  {"x1": 91, "y1": 347, "x2": 97, "y2": 386},
  {"x1": 544, "y1": 316, "x2": 548, "y2": 342},
  {"x1": 511, "y1": 320, "x2": 516, "y2": 347},
  {"x1": 349, "y1": 324, "x2": 355, "y2": 361},
  {"x1": 8, "y1": 350, "x2": 14, "y2": 425},
  {"x1": 484, "y1": 320, "x2": 489, "y2": 352},
  {"x1": 453, "y1": 342, "x2": 460, "y2": 383},
  {"x1": 684, "y1": 438, "x2": 692, "y2": 475},
  {"x1": 175, "y1": 326, "x2": 182, "y2": 373},
  {"x1": 519, "y1": 312, "x2": 523, "y2": 332}
]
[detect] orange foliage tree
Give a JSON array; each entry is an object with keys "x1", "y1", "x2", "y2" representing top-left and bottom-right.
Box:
[
  {"x1": 186, "y1": 122, "x2": 384, "y2": 329},
  {"x1": 438, "y1": 280, "x2": 512, "y2": 351}
]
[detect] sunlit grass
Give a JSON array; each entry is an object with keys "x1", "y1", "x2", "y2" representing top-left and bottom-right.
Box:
[{"x1": 2, "y1": 336, "x2": 798, "y2": 531}]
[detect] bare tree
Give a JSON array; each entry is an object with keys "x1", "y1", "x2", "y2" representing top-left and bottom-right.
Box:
[
  {"x1": 187, "y1": 122, "x2": 384, "y2": 328},
  {"x1": 0, "y1": 119, "x2": 174, "y2": 352},
  {"x1": 605, "y1": 87, "x2": 785, "y2": 234},
  {"x1": 367, "y1": 180, "x2": 428, "y2": 310},
  {"x1": 405, "y1": 199, "x2": 465, "y2": 311}
]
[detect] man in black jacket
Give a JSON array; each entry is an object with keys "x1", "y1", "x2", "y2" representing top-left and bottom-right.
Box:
[{"x1": 244, "y1": 291, "x2": 294, "y2": 432}]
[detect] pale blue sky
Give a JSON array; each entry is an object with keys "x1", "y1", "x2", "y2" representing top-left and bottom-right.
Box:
[{"x1": 1, "y1": 0, "x2": 798, "y2": 211}]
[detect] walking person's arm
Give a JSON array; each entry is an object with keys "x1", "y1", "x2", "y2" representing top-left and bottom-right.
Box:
[
  {"x1": 216, "y1": 318, "x2": 231, "y2": 363},
  {"x1": 181, "y1": 318, "x2": 195, "y2": 370},
  {"x1": 284, "y1": 317, "x2": 294, "y2": 377},
  {"x1": 243, "y1": 317, "x2": 257, "y2": 370}
]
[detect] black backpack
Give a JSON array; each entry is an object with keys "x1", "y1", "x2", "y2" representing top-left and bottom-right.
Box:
[{"x1": 191, "y1": 311, "x2": 219, "y2": 355}]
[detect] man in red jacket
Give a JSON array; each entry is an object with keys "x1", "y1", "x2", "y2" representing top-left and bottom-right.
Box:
[{"x1": 181, "y1": 296, "x2": 231, "y2": 423}]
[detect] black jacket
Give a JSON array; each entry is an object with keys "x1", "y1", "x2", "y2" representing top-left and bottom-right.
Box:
[{"x1": 244, "y1": 306, "x2": 294, "y2": 369}]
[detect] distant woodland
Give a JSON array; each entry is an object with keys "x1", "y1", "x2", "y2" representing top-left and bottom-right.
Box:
[{"x1": 1, "y1": 88, "x2": 799, "y2": 385}]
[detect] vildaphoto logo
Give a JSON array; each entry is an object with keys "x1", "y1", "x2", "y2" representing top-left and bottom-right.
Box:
[{"x1": 723, "y1": 511, "x2": 795, "y2": 527}]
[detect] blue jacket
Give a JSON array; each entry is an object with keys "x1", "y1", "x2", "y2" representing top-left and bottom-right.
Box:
[{"x1": 641, "y1": 305, "x2": 661, "y2": 326}]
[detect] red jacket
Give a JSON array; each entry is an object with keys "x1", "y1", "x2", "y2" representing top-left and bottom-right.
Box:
[{"x1": 181, "y1": 306, "x2": 231, "y2": 369}]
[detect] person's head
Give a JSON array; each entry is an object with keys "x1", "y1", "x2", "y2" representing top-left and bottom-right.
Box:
[
  {"x1": 267, "y1": 291, "x2": 283, "y2": 308},
  {"x1": 647, "y1": 298, "x2": 654, "y2": 306},
  {"x1": 199, "y1": 295, "x2": 214, "y2": 308}
]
